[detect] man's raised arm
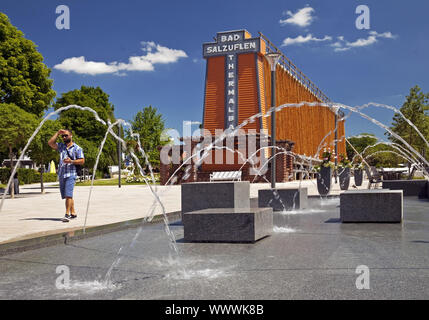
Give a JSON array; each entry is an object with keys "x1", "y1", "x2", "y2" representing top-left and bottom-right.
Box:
[{"x1": 48, "y1": 130, "x2": 65, "y2": 151}]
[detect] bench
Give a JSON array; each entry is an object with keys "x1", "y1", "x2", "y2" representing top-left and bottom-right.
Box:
[
  {"x1": 77, "y1": 174, "x2": 92, "y2": 182},
  {"x1": 210, "y1": 171, "x2": 242, "y2": 182},
  {"x1": 365, "y1": 166, "x2": 382, "y2": 189}
]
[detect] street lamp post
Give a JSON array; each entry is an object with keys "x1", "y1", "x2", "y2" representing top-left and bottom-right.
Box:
[
  {"x1": 117, "y1": 123, "x2": 122, "y2": 188},
  {"x1": 334, "y1": 112, "x2": 338, "y2": 183},
  {"x1": 265, "y1": 52, "x2": 281, "y2": 189}
]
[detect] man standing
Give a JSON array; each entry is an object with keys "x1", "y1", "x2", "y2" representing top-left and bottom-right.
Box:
[{"x1": 48, "y1": 129, "x2": 85, "y2": 222}]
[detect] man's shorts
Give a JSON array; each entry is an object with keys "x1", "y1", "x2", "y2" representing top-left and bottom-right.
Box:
[{"x1": 59, "y1": 176, "x2": 76, "y2": 199}]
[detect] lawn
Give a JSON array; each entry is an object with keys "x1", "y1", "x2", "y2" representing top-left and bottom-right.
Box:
[{"x1": 75, "y1": 178, "x2": 158, "y2": 186}]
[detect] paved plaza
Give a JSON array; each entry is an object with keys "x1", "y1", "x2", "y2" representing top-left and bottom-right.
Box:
[
  {"x1": 0, "y1": 195, "x2": 428, "y2": 299},
  {"x1": 0, "y1": 179, "x2": 365, "y2": 245}
]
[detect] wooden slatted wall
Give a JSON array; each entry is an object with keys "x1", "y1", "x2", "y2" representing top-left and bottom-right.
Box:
[
  {"x1": 237, "y1": 53, "x2": 259, "y2": 131},
  {"x1": 263, "y1": 58, "x2": 346, "y2": 158},
  {"x1": 203, "y1": 56, "x2": 225, "y2": 135}
]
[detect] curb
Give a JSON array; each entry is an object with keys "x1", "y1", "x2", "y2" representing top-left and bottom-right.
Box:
[
  {"x1": 308, "y1": 195, "x2": 340, "y2": 199},
  {"x1": 0, "y1": 211, "x2": 182, "y2": 257}
]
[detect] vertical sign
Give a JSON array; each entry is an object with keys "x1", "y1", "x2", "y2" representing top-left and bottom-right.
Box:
[
  {"x1": 203, "y1": 30, "x2": 261, "y2": 129},
  {"x1": 226, "y1": 54, "x2": 237, "y2": 129}
]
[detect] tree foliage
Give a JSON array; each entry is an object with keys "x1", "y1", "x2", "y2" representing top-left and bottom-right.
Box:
[
  {"x1": 54, "y1": 86, "x2": 115, "y2": 141},
  {"x1": 128, "y1": 106, "x2": 167, "y2": 169},
  {"x1": 346, "y1": 133, "x2": 401, "y2": 168},
  {"x1": 54, "y1": 86, "x2": 118, "y2": 173},
  {"x1": 0, "y1": 103, "x2": 38, "y2": 196},
  {"x1": 0, "y1": 103, "x2": 38, "y2": 156},
  {"x1": 0, "y1": 146, "x2": 7, "y2": 165},
  {"x1": 363, "y1": 146, "x2": 402, "y2": 168},
  {"x1": 0, "y1": 12, "x2": 55, "y2": 116},
  {"x1": 388, "y1": 85, "x2": 429, "y2": 158},
  {"x1": 28, "y1": 120, "x2": 60, "y2": 168},
  {"x1": 346, "y1": 133, "x2": 378, "y2": 160},
  {"x1": 27, "y1": 120, "x2": 61, "y2": 192}
]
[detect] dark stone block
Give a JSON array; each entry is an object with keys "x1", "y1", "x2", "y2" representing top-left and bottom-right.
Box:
[
  {"x1": 382, "y1": 180, "x2": 429, "y2": 198},
  {"x1": 258, "y1": 188, "x2": 308, "y2": 211},
  {"x1": 340, "y1": 190, "x2": 403, "y2": 223},
  {"x1": 183, "y1": 207, "x2": 273, "y2": 243},
  {"x1": 181, "y1": 181, "x2": 250, "y2": 214}
]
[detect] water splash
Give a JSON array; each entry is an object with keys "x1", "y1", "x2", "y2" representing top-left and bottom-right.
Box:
[
  {"x1": 279, "y1": 208, "x2": 327, "y2": 215},
  {"x1": 165, "y1": 268, "x2": 231, "y2": 280},
  {"x1": 273, "y1": 226, "x2": 297, "y2": 233}
]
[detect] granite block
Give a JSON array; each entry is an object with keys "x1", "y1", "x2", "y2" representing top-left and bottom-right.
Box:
[
  {"x1": 382, "y1": 180, "x2": 428, "y2": 198},
  {"x1": 183, "y1": 207, "x2": 273, "y2": 243},
  {"x1": 181, "y1": 181, "x2": 250, "y2": 214},
  {"x1": 340, "y1": 190, "x2": 403, "y2": 223},
  {"x1": 258, "y1": 188, "x2": 308, "y2": 211}
]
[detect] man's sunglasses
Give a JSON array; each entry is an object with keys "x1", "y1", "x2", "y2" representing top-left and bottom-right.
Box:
[{"x1": 61, "y1": 134, "x2": 69, "y2": 138}]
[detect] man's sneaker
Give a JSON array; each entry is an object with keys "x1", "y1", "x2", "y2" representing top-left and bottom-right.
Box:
[
  {"x1": 69, "y1": 214, "x2": 77, "y2": 220},
  {"x1": 62, "y1": 214, "x2": 70, "y2": 222}
]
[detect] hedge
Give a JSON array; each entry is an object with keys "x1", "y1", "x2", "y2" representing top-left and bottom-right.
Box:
[
  {"x1": 42, "y1": 173, "x2": 58, "y2": 182},
  {"x1": 0, "y1": 168, "x2": 58, "y2": 184}
]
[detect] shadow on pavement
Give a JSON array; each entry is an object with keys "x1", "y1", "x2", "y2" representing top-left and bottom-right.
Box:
[
  {"x1": 21, "y1": 186, "x2": 58, "y2": 190},
  {"x1": 324, "y1": 218, "x2": 341, "y2": 223},
  {"x1": 20, "y1": 218, "x2": 64, "y2": 222}
]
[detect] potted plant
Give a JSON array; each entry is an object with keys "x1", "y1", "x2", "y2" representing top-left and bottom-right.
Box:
[
  {"x1": 315, "y1": 149, "x2": 334, "y2": 196},
  {"x1": 338, "y1": 154, "x2": 352, "y2": 190},
  {"x1": 353, "y1": 160, "x2": 364, "y2": 187}
]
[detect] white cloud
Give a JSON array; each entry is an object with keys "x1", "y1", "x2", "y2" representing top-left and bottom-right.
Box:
[
  {"x1": 332, "y1": 31, "x2": 397, "y2": 52},
  {"x1": 369, "y1": 31, "x2": 397, "y2": 39},
  {"x1": 280, "y1": 7, "x2": 315, "y2": 27},
  {"x1": 281, "y1": 34, "x2": 332, "y2": 46},
  {"x1": 53, "y1": 57, "x2": 119, "y2": 75},
  {"x1": 54, "y1": 42, "x2": 188, "y2": 75},
  {"x1": 347, "y1": 35, "x2": 378, "y2": 48},
  {"x1": 333, "y1": 47, "x2": 351, "y2": 52}
]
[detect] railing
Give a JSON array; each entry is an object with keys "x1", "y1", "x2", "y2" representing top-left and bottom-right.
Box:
[{"x1": 258, "y1": 32, "x2": 331, "y2": 104}]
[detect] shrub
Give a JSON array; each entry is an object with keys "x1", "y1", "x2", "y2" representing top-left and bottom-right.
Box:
[
  {"x1": 0, "y1": 168, "x2": 57, "y2": 184},
  {"x1": 42, "y1": 173, "x2": 58, "y2": 182},
  {"x1": 0, "y1": 168, "x2": 10, "y2": 184},
  {"x1": 17, "y1": 168, "x2": 39, "y2": 184}
]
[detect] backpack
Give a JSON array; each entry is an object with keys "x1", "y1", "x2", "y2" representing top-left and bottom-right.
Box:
[{"x1": 66, "y1": 147, "x2": 83, "y2": 176}]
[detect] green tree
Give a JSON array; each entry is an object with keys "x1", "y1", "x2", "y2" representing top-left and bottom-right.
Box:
[
  {"x1": 0, "y1": 146, "x2": 7, "y2": 165},
  {"x1": 347, "y1": 133, "x2": 401, "y2": 168},
  {"x1": 128, "y1": 106, "x2": 167, "y2": 170},
  {"x1": 0, "y1": 103, "x2": 37, "y2": 197},
  {"x1": 72, "y1": 135, "x2": 108, "y2": 174},
  {"x1": 388, "y1": 86, "x2": 429, "y2": 160},
  {"x1": 54, "y1": 86, "x2": 117, "y2": 174},
  {"x1": 0, "y1": 12, "x2": 56, "y2": 116},
  {"x1": 346, "y1": 133, "x2": 378, "y2": 160},
  {"x1": 28, "y1": 120, "x2": 61, "y2": 193},
  {"x1": 363, "y1": 145, "x2": 402, "y2": 168}
]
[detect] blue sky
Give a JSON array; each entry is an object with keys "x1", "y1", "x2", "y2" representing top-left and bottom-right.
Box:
[{"x1": 1, "y1": 0, "x2": 429, "y2": 140}]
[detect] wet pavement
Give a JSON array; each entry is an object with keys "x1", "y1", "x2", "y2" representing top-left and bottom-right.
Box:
[{"x1": 1, "y1": 197, "x2": 429, "y2": 300}]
